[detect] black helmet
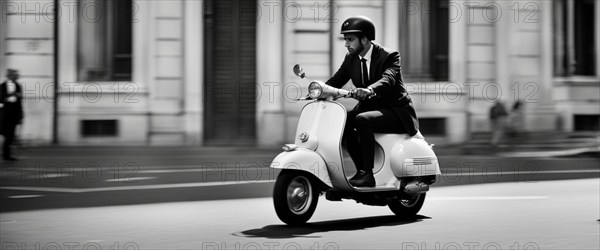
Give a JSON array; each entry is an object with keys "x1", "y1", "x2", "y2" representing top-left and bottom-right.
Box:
[{"x1": 341, "y1": 16, "x2": 375, "y2": 41}]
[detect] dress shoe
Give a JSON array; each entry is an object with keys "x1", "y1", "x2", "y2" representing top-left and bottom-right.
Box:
[
  {"x1": 349, "y1": 170, "x2": 363, "y2": 181},
  {"x1": 349, "y1": 170, "x2": 375, "y2": 187}
]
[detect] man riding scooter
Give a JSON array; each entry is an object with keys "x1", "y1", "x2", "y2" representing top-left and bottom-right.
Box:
[{"x1": 326, "y1": 16, "x2": 420, "y2": 187}]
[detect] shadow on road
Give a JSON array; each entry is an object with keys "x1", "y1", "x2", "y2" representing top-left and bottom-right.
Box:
[{"x1": 235, "y1": 215, "x2": 430, "y2": 239}]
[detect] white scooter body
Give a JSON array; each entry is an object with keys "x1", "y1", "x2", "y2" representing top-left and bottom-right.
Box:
[
  {"x1": 271, "y1": 101, "x2": 441, "y2": 192},
  {"x1": 270, "y1": 65, "x2": 441, "y2": 225}
]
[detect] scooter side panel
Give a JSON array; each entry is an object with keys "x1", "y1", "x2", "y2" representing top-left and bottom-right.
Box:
[
  {"x1": 373, "y1": 134, "x2": 406, "y2": 187},
  {"x1": 390, "y1": 138, "x2": 442, "y2": 177},
  {"x1": 270, "y1": 149, "x2": 332, "y2": 188}
]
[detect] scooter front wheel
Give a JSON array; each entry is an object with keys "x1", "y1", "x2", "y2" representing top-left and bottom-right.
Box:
[
  {"x1": 388, "y1": 193, "x2": 426, "y2": 217},
  {"x1": 273, "y1": 170, "x2": 319, "y2": 225}
]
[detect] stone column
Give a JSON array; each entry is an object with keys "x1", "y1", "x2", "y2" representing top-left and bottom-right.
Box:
[
  {"x1": 256, "y1": 0, "x2": 285, "y2": 146},
  {"x1": 183, "y1": 0, "x2": 203, "y2": 145}
]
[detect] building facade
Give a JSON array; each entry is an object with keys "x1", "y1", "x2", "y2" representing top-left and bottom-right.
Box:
[{"x1": 1, "y1": 0, "x2": 598, "y2": 146}]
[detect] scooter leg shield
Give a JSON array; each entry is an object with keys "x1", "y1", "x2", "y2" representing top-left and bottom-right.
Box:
[{"x1": 270, "y1": 149, "x2": 332, "y2": 188}]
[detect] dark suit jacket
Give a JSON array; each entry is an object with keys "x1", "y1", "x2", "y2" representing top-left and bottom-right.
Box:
[
  {"x1": 0, "y1": 80, "x2": 24, "y2": 127},
  {"x1": 326, "y1": 43, "x2": 419, "y2": 135}
]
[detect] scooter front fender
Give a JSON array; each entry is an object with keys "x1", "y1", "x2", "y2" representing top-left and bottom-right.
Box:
[{"x1": 270, "y1": 149, "x2": 332, "y2": 188}]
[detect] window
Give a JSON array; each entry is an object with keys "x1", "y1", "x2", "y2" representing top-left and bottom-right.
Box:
[
  {"x1": 553, "y1": 0, "x2": 596, "y2": 76},
  {"x1": 419, "y1": 118, "x2": 447, "y2": 136},
  {"x1": 574, "y1": 115, "x2": 600, "y2": 131},
  {"x1": 78, "y1": 0, "x2": 133, "y2": 81},
  {"x1": 81, "y1": 120, "x2": 119, "y2": 137},
  {"x1": 399, "y1": 0, "x2": 449, "y2": 81}
]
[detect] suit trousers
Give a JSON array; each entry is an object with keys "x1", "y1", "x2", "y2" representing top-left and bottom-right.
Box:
[
  {"x1": 2, "y1": 122, "x2": 17, "y2": 158},
  {"x1": 343, "y1": 107, "x2": 411, "y2": 172}
]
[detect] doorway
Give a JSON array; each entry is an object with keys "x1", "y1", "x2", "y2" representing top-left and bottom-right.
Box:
[{"x1": 203, "y1": 0, "x2": 257, "y2": 145}]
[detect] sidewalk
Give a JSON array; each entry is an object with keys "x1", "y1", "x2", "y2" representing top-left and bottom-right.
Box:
[
  {"x1": 457, "y1": 131, "x2": 600, "y2": 157},
  {"x1": 4, "y1": 131, "x2": 599, "y2": 162}
]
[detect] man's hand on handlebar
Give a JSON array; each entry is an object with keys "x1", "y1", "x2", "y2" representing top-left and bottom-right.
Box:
[{"x1": 352, "y1": 87, "x2": 375, "y2": 101}]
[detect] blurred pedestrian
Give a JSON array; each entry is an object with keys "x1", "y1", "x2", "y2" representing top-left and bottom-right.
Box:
[
  {"x1": 489, "y1": 100, "x2": 508, "y2": 146},
  {"x1": 0, "y1": 69, "x2": 24, "y2": 161},
  {"x1": 508, "y1": 100, "x2": 524, "y2": 138}
]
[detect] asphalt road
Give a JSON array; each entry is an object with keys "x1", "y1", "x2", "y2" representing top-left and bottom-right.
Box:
[
  {"x1": 1, "y1": 149, "x2": 598, "y2": 211},
  {"x1": 1, "y1": 179, "x2": 598, "y2": 250},
  {"x1": 1, "y1": 146, "x2": 599, "y2": 249}
]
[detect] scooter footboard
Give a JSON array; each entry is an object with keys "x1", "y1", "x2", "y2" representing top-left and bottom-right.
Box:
[{"x1": 270, "y1": 149, "x2": 332, "y2": 188}]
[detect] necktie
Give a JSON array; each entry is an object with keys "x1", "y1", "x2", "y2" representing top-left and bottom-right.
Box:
[{"x1": 360, "y1": 58, "x2": 369, "y2": 87}]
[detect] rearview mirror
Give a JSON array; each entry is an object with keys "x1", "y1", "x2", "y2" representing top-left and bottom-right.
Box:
[{"x1": 293, "y1": 64, "x2": 305, "y2": 78}]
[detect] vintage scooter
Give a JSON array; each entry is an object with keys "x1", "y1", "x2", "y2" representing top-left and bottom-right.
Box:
[{"x1": 271, "y1": 65, "x2": 441, "y2": 225}]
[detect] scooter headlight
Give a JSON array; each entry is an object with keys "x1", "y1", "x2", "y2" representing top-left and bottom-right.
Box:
[{"x1": 308, "y1": 81, "x2": 323, "y2": 99}]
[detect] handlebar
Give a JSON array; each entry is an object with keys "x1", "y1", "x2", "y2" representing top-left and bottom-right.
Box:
[
  {"x1": 302, "y1": 80, "x2": 376, "y2": 101},
  {"x1": 302, "y1": 88, "x2": 374, "y2": 101},
  {"x1": 348, "y1": 88, "x2": 376, "y2": 100},
  {"x1": 293, "y1": 64, "x2": 375, "y2": 101}
]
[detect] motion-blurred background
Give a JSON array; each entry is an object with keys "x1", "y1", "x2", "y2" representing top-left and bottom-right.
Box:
[{"x1": 1, "y1": 0, "x2": 598, "y2": 148}]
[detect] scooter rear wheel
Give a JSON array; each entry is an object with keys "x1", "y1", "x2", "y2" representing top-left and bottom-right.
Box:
[
  {"x1": 388, "y1": 193, "x2": 426, "y2": 217},
  {"x1": 273, "y1": 170, "x2": 319, "y2": 225}
]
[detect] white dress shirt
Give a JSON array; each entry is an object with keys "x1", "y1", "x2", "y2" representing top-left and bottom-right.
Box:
[
  {"x1": 7, "y1": 80, "x2": 16, "y2": 94},
  {"x1": 4, "y1": 80, "x2": 18, "y2": 104}
]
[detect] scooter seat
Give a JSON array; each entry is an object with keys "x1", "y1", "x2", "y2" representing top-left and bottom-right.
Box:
[
  {"x1": 412, "y1": 131, "x2": 425, "y2": 139},
  {"x1": 374, "y1": 131, "x2": 424, "y2": 141}
]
